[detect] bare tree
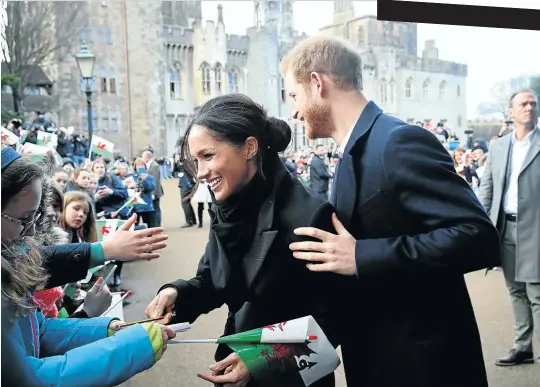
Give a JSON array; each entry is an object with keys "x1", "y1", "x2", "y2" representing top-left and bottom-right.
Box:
[
  {"x1": 1, "y1": 1, "x2": 86, "y2": 114},
  {"x1": 490, "y1": 80, "x2": 511, "y2": 120}
]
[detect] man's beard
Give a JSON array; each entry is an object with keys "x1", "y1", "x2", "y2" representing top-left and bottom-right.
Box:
[{"x1": 303, "y1": 99, "x2": 332, "y2": 140}]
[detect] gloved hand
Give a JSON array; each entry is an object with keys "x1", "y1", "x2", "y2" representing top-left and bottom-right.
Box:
[{"x1": 83, "y1": 277, "x2": 113, "y2": 317}]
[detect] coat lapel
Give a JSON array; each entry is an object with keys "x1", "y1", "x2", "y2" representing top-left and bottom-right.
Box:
[
  {"x1": 495, "y1": 135, "x2": 512, "y2": 189},
  {"x1": 241, "y1": 161, "x2": 289, "y2": 291},
  {"x1": 520, "y1": 129, "x2": 540, "y2": 175},
  {"x1": 335, "y1": 101, "x2": 383, "y2": 228}
]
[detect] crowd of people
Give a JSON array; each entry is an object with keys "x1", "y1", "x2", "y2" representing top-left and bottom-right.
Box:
[{"x1": 1, "y1": 34, "x2": 538, "y2": 387}]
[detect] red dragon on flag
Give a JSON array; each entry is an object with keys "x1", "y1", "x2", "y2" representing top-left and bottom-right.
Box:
[
  {"x1": 97, "y1": 142, "x2": 107, "y2": 151},
  {"x1": 101, "y1": 225, "x2": 112, "y2": 236}
]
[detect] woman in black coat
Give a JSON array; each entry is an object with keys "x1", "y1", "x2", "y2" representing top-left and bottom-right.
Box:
[{"x1": 146, "y1": 95, "x2": 345, "y2": 387}]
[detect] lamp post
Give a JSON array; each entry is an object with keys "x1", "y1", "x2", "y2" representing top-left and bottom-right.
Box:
[{"x1": 75, "y1": 41, "x2": 96, "y2": 146}]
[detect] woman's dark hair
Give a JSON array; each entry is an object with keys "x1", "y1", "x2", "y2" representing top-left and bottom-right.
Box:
[
  {"x1": 1, "y1": 158, "x2": 45, "y2": 210},
  {"x1": 180, "y1": 94, "x2": 292, "y2": 183}
]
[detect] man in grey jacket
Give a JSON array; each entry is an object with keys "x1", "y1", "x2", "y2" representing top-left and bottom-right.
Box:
[{"x1": 478, "y1": 89, "x2": 540, "y2": 366}]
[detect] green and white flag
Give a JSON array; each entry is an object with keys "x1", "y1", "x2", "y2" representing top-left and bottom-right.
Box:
[
  {"x1": 96, "y1": 219, "x2": 134, "y2": 241},
  {"x1": 226, "y1": 316, "x2": 340, "y2": 386},
  {"x1": 1, "y1": 127, "x2": 20, "y2": 146},
  {"x1": 19, "y1": 142, "x2": 63, "y2": 165},
  {"x1": 90, "y1": 135, "x2": 114, "y2": 159},
  {"x1": 36, "y1": 131, "x2": 58, "y2": 147}
]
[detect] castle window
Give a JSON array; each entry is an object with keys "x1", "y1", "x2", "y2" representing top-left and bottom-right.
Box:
[
  {"x1": 457, "y1": 84, "x2": 461, "y2": 97},
  {"x1": 380, "y1": 79, "x2": 388, "y2": 104},
  {"x1": 110, "y1": 110, "x2": 119, "y2": 131},
  {"x1": 100, "y1": 67, "x2": 108, "y2": 92},
  {"x1": 102, "y1": 108, "x2": 109, "y2": 131},
  {"x1": 169, "y1": 65, "x2": 182, "y2": 99},
  {"x1": 439, "y1": 81, "x2": 446, "y2": 100},
  {"x1": 281, "y1": 77, "x2": 286, "y2": 103},
  {"x1": 98, "y1": 26, "x2": 105, "y2": 44},
  {"x1": 201, "y1": 64, "x2": 211, "y2": 94},
  {"x1": 228, "y1": 71, "x2": 238, "y2": 93},
  {"x1": 389, "y1": 79, "x2": 395, "y2": 104},
  {"x1": 422, "y1": 79, "x2": 430, "y2": 99},
  {"x1": 109, "y1": 68, "x2": 116, "y2": 94},
  {"x1": 405, "y1": 78, "x2": 412, "y2": 98},
  {"x1": 214, "y1": 65, "x2": 222, "y2": 94},
  {"x1": 92, "y1": 108, "x2": 98, "y2": 130},
  {"x1": 457, "y1": 115, "x2": 462, "y2": 127},
  {"x1": 106, "y1": 28, "x2": 112, "y2": 44}
]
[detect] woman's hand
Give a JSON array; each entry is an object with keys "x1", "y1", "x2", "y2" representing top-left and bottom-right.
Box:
[
  {"x1": 144, "y1": 287, "x2": 178, "y2": 324},
  {"x1": 101, "y1": 214, "x2": 168, "y2": 261},
  {"x1": 83, "y1": 277, "x2": 112, "y2": 317},
  {"x1": 197, "y1": 353, "x2": 251, "y2": 387}
]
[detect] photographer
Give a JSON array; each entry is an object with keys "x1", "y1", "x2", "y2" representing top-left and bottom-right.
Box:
[{"x1": 72, "y1": 133, "x2": 89, "y2": 166}]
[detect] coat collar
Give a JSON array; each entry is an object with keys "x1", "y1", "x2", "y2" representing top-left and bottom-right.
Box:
[{"x1": 334, "y1": 101, "x2": 383, "y2": 228}]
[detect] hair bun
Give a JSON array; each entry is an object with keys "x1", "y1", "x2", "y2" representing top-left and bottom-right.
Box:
[{"x1": 266, "y1": 117, "x2": 292, "y2": 152}]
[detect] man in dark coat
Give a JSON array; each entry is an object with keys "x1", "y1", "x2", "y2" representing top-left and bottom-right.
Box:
[
  {"x1": 142, "y1": 150, "x2": 164, "y2": 227},
  {"x1": 309, "y1": 144, "x2": 332, "y2": 200},
  {"x1": 285, "y1": 36, "x2": 500, "y2": 387}
]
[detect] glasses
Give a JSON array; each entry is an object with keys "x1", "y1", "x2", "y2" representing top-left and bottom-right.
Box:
[{"x1": 1, "y1": 212, "x2": 41, "y2": 236}]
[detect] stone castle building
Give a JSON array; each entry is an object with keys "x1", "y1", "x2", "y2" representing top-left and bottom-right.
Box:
[{"x1": 46, "y1": 0, "x2": 467, "y2": 157}]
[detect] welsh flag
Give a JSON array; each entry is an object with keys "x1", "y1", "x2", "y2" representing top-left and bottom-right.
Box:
[
  {"x1": 1, "y1": 127, "x2": 20, "y2": 146},
  {"x1": 19, "y1": 142, "x2": 63, "y2": 166},
  {"x1": 115, "y1": 192, "x2": 146, "y2": 215},
  {"x1": 18, "y1": 130, "x2": 58, "y2": 147},
  {"x1": 96, "y1": 219, "x2": 135, "y2": 241},
  {"x1": 90, "y1": 135, "x2": 114, "y2": 159},
  {"x1": 37, "y1": 131, "x2": 58, "y2": 147},
  {"x1": 226, "y1": 316, "x2": 340, "y2": 386}
]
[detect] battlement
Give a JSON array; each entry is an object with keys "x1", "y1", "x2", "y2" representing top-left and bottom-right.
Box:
[
  {"x1": 226, "y1": 34, "x2": 249, "y2": 52},
  {"x1": 398, "y1": 55, "x2": 468, "y2": 76},
  {"x1": 163, "y1": 25, "x2": 194, "y2": 46}
]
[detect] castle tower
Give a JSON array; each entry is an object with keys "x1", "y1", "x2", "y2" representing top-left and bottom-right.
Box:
[
  {"x1": 333, "y1": 0, "x2": 354, "y2": 24},
  {"x1": 254, "y1": 0, "x2": 294, "y2": 32}
]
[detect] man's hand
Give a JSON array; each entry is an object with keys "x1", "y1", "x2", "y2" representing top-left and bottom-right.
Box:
[
  {"x1": 290, "y1": 213, "x2": 357, "y2": 276},
  {"x1": 197, "y1": 353, "x2": 251, "y2": 387}
]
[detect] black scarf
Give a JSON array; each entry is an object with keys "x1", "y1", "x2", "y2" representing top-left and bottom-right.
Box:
[{"x1": 210, "y1": 156, "x2": 277, "y2": 268}]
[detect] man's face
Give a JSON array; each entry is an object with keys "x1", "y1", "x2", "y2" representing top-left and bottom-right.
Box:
[
  {"x1": 509, "y1": 92, "x2": 538, "y2": 129},
  {"x1": 315, "y1": 146, "x2": 326, "y2": 156},
  {"x1": 285, "y1": 70, "x2": 333, "y2": 140}
]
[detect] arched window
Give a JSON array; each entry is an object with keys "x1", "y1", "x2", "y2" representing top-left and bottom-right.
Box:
[
  {"x1": 201, "y1": 63, "x2": 211, "y2": 94},
  {"x1": 422, "y1": 79, "x2": 430, "y2": 99},
  {"x1": 109, "y1": 68, "x2": 116, "y2": 94},
  {"x1": 389, "y1": 79, "x2": 395, "y2": 104},
  {"x1": 457, "y1": 84, "x2": 461, "y2": 97},
  {"x1": 214, "y1": 64, "x2": 222, "y2": 94},
  {"x1": 405, "y1": 78, "x2": 413, "y2": 98},
  {"x1": 228, "y1": 71, "x2": 238, "y2": 93},
  {"x1": 439, "y1": 81, "x2": 446, "y2": 100},
  {"x1": 99, "y1": 67, "x2": 107, "y2": 92},
  {"x1": 169, "y1": 64, "x2": 182, "y2": 99}
]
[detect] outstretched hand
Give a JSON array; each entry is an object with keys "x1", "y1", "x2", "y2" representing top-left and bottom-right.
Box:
[
  {"x1": 101, "y1": 214, "x2": 168, "y2": 261},
  {"x1": 289, "y1": 213, "x2": 357, "y2": 276}
]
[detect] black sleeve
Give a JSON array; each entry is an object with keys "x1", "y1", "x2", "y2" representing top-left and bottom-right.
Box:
[{"x1": 42, "y1": 243, "x2": 92, "y2": 288}]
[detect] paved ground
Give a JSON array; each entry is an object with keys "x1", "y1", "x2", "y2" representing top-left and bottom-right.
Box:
[{"x1": 119, "y1": 179, "x2": 538, "y2": 387}]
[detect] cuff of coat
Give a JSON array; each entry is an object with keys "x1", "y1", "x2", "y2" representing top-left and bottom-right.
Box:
[
  {"x1": 142, "y1": 323, "x2": 164, "y2": 363},
  {"x1": 355, "y1": 238, "x2": 402, "y2": 277},
  {"x1": 90, "y1": 242, "x2": 106, "y2": 268}
]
